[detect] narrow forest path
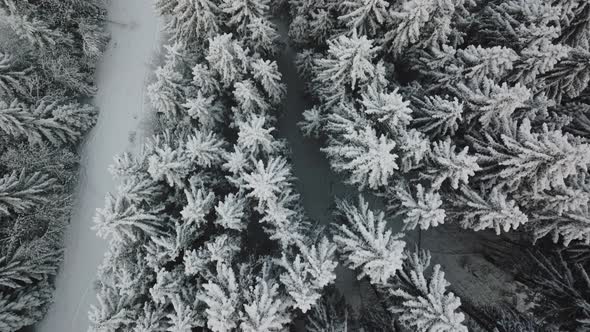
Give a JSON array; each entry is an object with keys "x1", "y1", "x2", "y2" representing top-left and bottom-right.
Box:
[
  {"x1": 35, "y1": 1, "x2": 161, "y2": 331},
  {"x1": 276, "y1": 20, "x2": 383, "y2": 312}
]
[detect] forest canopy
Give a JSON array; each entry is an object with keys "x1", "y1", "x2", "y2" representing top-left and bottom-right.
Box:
[{"x1": 0, "y1": 0, "x2": 108, "y2": 330}]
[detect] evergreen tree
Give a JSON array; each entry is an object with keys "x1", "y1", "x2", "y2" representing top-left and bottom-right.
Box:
[
  {"x1": 450, "y1": 185, "x2": 529, "y2": 234},
  {"x1": 385, "y1": 0, "x2": 460, "y2": 56},
  {"x1": 251, "y1": 59, "x2": 286, "y2": 104},
  {"x1": 333, "y1": 196, "x2": 406, "y2": 285},
  {"x1": 237, "y1": 115, "x2": 280, "y2": 156},
  {"x1": 0, "y1": 170, "x2": 55, "y2": 216},
  {"x1": 239, "y1": 276, "x2": 291, "y2": 332},
  {"x1": 360, "y1": 86, "x2": 412, "y2": 132},
  {"x1": 454, "y1": 79, "x2": 531, "y2": 129},
  {"x1": 4, "y1": 13, "x2": 67, "y2": 49},
  {"x1": 215, "y1": 193, "x2": 246, "y2": 231},
  {"x1": 0, "y1": 281, "x2": 53, "y2": 331},
  {"x1": 148, "y1": 43, "x2": 187, "y2": 119},
  {"x1": 322, "y1": 126, "x2": 399, "y2": 190},
  {"x1": 0, "y1": 52, "x2": 29, "y2": 100},
  {"x1": 185, "y1": 130, "x2": 226, "y2": 168},
  {"x1": 425, "y1": 138, "x2": 480, "y2": 190},
  {"x1": 221, "y1": 0, "x2": 269, "y2": 34},
  {"x1": 242, "y1": 157, "x2": 292, "y2": 208},
  {"x1": 245, "y1": 17, "x2": 280, "y2": 57},
  {"x1": 165, "y1": 0, "x2": 221, "y2": 42},
  {"x1": 393, "y1": 183, "x2": 446, "y2": 231},
  {"x1": 277, "y1": 254, "x2": 322, "y2": 312},
  {"x1": 93, "y1": 193, "x2": 164, "y2": 243},
  {"x1": 337, "y1": 0, "x2": 390, "y2": 36},
  {"x1": 206, "y1": 33, "x2": 249, "y2": 86},
  {"x1": 198, "y1": 263, "x2": 242, "y2": 332},
  {"x1": 411, "y1": 95, "x2": 463, "y2": 138},
  {"x1": 472, "y1": 119, "x2": 590, "y2": 193},
  {"x1": 314, "y1": 32, "x2": 380, "y2": 104},
  {"x1": 390, "y1": 250, "x2": 468, "y2": 332},
  {"x1": 539, "y1": 48, "x2": 590, "y2": 103},
  {"x1": 182, "y1": 91, "x2": 224, "y2": 129}
]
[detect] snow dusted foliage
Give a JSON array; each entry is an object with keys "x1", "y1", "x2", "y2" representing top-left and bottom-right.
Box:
[
  {"x1": 148, "y1": 42, "x2": 187, "y2": 119},
  {"x1": 207, "y1": 33, "x2": 250, "y2": 86},
  {"x1": 314, "y1": 32, "x2": 380, "y2": 104},
  {"x1": 242, "y1": 157, "x2": 291, "y2": 207},
  {"x1": 215, "y1": 193, "x2": 247, "y2": 230},
  {"x1": 186, "y1": 130, "x2": 226, "y2": 167},
  {"x1": 384, "y1": 0, "x2": 462, "y2": 56},
  {"x1": 4, "y1": 12, "x2": 66, "y2": 49},
  {"x1": 455, "y1": 79, "x2": 531, "y2": 129},
  {"x1": 390, "y1": 250, "x2": 468, "y2": 332},
  {"x1": 393, "y1": 183, "x2": 446, "y2": 231},
  {"x1": 0, "y1": 280, "x2": 53, "y2": 331},
  {"x1": 298, "y1": 106, "x2": 323, "y2": 138},
  {"x1": 0, "y1": 99, "x2": 97, "y2": 146},
  {"x1": 277, "y1": 238, "x2": 338, "y2": 312},
  {"x1": 361, "y1": 86, "x2": 413, "y2": 131},
  {"x1": 91, "y1": 3, "x2": 340, "y2": 331},
  {"x1": 198, "y1": 263, "x2": 242, "y2": 331},
  {"x1": 0, "y1": 52, "x2": 29, "y2": 100},
  {"x1": 160, "y1": 0, "x2": 221, "y2": 42},
  {"x1": 450, "y1": 186, "x2": 528, "y2": 234},
  {"x1": 221, "y1": 0, "x2": 270, "y2": 34},
  {"x1": 472, "y1": 119, "x2": 590, "y2": 193},
  {"x1": 251, "y1": 59, "x2": 287, "y2": 104},
  {"x1": 0, "y1": 0, "x2": 107, "y2": 329},
  {"x1": 239, "y1": 274, "x2": 292, "y2": 332},
  {"x1": 323, "y1": 126, "x2": 399, "y2": 190},
  {"x1": 244, "y1": 17, "x2": 280, "y2": 57},
  {"x1": 338, "y1": 0, "x2": 390, "y2": 36},
  {"x1": 334, "y1": 196, "x2": 406, "y2": 285},
  {"x1": 287, "y1": 0, "x2": 590, "y2": 326},
  {"x1": 457, "y1": 45, "x2": 519, "y2": 81},
  {"x1": 305, "y1": 288, "x2": 351, "y2": 332},
  {"x1": 0, "y1": 170, "x2": 55, "y2": 216},
  {"x1": 411, "y1": 95, "x2": 463, "y2": 138},
  {"x1": 425, "y1": 139, "x2": 480, "y2": 190}
]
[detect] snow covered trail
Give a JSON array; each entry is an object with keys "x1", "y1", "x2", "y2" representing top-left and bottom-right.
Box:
[{"x1": 36, "y1": 1, "x2": 161, "y2": 331}]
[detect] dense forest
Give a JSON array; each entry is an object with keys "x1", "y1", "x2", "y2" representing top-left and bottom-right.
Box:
[
  {"x1": 89, "y1": 0, "x2": 590, "y2": 331},
  {"x1": 0, "y1": 0, "x2": 108, "y2": 330},
  {"x1": 2, "y1": 0, "x2": 590, "y2": 331}
]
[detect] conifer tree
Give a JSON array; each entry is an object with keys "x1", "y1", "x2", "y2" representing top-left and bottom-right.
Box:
[
  {"x1": 450, "y1": 185, "x2": 529, "y2": 234},
  {"x1": 314, "y1": 32, "x2": 380, "y2": 104},
  {"x1": 165, "y1": 0, "x2": 221, "y2": 42},
  {"x1": 4, "y1": 13, "x2": 66, "y2": 49},
  {"x1": 390, "y1": 250, "x2": 468, "y2": 332},
  {"x1": 393, "y1": 183, "x2": 446, "y2": 231},
  {"x1": 0, "y1": 52, "x2": 29, "y2": 100},
  {"x1": 425, "y1": 139, "x2": 480, "y2": 190},
  {"x1": 0, "y1": 170, "x2": 55, "y2": 216},
  {"x1": 206, "y1": 33, "x2": 249, "y2": 86},
  {"x1": 322, "y1": 126, "x2": 399, "y2": 189},
  {"x1": 333, "y1": 196, "x2": 406, "y2": 285},
  {"x1": 221, "y1": 0, "x2": 270, "y2": 34},
  {"x1": 338, "y1": 0, "x2": 390, "y2": 36},
  {"x1": 0, "y1": 281, "x2": 53, "y2": 332}
]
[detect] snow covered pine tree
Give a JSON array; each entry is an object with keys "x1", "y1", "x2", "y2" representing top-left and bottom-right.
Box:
[
  {"x1": 0, "y1": 0, "x2": 107, "y2": 330},
  {"x1": 91, "y1": 2, "x2": 338, "y2": 331}
]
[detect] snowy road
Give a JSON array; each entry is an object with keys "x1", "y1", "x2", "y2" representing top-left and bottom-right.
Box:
[{"x1": 36, "y1": 1, "x2": 161, "y2": 331}]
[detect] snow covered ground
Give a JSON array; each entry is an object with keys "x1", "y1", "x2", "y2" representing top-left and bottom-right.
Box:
[{"x1": 35, "y1": 1, "x2": 161, "y2": 331}]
